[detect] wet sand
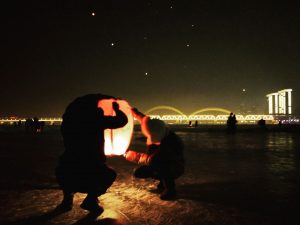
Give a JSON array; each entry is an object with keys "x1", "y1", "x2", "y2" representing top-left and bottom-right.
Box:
[{"x1": 0, "y1": 125, "x2": 299, "y2": 225}]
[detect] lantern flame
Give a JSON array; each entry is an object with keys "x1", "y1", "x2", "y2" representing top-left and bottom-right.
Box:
[{"x1": 98, "y1": 99, "x2": 133, "y2": 156}]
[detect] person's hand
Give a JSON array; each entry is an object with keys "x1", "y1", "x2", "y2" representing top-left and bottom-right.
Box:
[
  {"x1": 123, "y1": 149, "x2": 129, "y2": 157},
  {"x1": 112, "y1": 101, "x2": 119, "y2": 111},
  {"x1": 132, "y1": 108, "x2": 143, "y2": 118},
  {"x1": 124, "y1": 150, "x2": 138, "y2": 162},
  {"x1": 131, "y1": 107, "x2": 139, "y2": 114}
]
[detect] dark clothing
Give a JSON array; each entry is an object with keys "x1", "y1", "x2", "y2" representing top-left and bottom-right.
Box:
[
  {"x1": 227, "y1": 114, "x2": 237, "y2": 134},
  {"x1": 148, "y1": 131, "x2": 185, "y2": 179},
  {"x1": 132, "y1": 131, "x2": 184, "y2": 195},
  {"x1": 56, "y1": 94, "x2": 128, "y2": 195},
  {"x1": 56, "y1": 164, "x2": 116, "y2": 196},
  {"x1": 130, "y1": 130, "x2": 184, "y2": 180},
  {"x1": 134, "y1": 165, "x2": 175, "y2": 193}
]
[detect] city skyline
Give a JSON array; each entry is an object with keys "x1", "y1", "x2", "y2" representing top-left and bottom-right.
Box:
[{"x1": 2, "y1": 1, "x2": 300, "y2": 117}]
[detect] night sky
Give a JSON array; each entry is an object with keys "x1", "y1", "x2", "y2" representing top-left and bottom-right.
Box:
[{"x1": 2, "y1": 0, "x2": 300, "y2": 117}]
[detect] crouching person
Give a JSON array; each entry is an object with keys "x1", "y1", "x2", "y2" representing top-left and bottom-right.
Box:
[
  {"x1": 56, "y1": 94, "x2": 128, "y2": 214},
  {"x1": 124, "y1": 108, "x2": 184, "y2": 200}
]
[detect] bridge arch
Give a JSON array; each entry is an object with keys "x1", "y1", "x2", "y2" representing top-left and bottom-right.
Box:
[
  {"x1": 145, "y1": 106, "x2": 186, "y2": 116},
  {"x1": 190, "y1": 107, "x2": 232, "y2": 115}
]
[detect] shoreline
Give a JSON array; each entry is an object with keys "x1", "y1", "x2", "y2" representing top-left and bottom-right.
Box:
[{"x1": 1, "y1": 124, "x2": 300, "y2": 133}]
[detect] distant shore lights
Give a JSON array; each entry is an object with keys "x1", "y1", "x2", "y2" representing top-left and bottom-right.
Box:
[{"x1": 266, "y1": 89, "x2": 292, "y2": 115}]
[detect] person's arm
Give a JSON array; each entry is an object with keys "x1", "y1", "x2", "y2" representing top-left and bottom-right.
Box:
[
  {"x1": 102, "y1": 102, "x2": 128, "y2": 129},
  {"x1": 131, "y1": 108, "x2": 146, "y2": 123},
  {"x1": 124, "y1": 150, "x2": 153, "y2": 165}
]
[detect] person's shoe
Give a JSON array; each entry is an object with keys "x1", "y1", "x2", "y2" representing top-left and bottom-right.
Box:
[
  {"x1": 56, "y1": 195, "x2": 73, "y2": 212},
  {"x1": 160, "y1": 189, "x2": 177, "y2": 201},
  {"x1": 80, "y1": 197, "x2": 104, "y2": 215}
]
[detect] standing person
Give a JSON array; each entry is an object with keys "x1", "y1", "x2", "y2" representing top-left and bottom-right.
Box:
[
  {"x1": 194, "y1": 120, "x2": 198, "y2": 128},
  {"x1": 124, "y1": 108, "x2": 184, "y2": 200},
  {"x1": 226, "y1": 112, "x2": 237, "y2": 133},
  {"x1": 232, "y1": 114, "x2": 237, "y2": 132},
  {"x1": 56, "y1": 94, "x2": 128, "y2": 214}
]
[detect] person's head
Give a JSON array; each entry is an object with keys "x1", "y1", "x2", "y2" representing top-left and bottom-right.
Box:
[{"x1": 141, "y1": 116, "x2": 168, "y2": 145}]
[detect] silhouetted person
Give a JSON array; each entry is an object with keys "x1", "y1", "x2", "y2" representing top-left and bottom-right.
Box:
[
  {"x1": 55, "y1": 94, "x2": 128, "y2": 214},
  {"x1": 233, "y1": 114, "x2": 237, "y2": 124},
  {"x1": 25, "y1": 118, "x2": 34, "y2": 132},
  {"x1": 32, "y1": 118, "x2": 45, "y2": 133},
  {"x1": 188, "y1": 121, "x2": 192, "y2": 127},
  {"x1": 227, "y1": 112, "x2": 237, "y2": 133},
  {"x1": 124, "y1": 108, "x2": 184, "y2": 200},
  {"x1": 226, "y1": 113, "x2": 233, "y2": 125},
  {"x1": 258, "y1": 118, "x2": 266, "y2": 130},
  {"x1": 17, "y1": 120, "x2": 22, "y2": 127},
  {"x1": 39, "y1": 121, "x2": 45, "y2": 132},
  {"x1": 194, "y1": 120, "x2": 198, "y2": 128},
  {"x1": 33, "y1": 117, "x2": 42, "y2": 133}
]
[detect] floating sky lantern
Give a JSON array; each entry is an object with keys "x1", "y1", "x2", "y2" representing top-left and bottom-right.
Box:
[{"x1": 98, "y1": 99, "x2": 134, "y2": 156}]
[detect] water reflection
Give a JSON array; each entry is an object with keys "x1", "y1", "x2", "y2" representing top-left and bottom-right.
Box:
[
  {"x1": 266, "y1": 132, "x2": 294, "y2": 151},
  {"x1": 176, "y1": 131, "x2": 298, "y2": 182},
  {"x1": 265, "y1": 133, "x2": 296, "y2": 175}
]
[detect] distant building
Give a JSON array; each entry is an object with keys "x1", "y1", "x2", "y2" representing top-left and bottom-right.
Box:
[{"x1": 266, "y1": 89, "x2": 292, "y2": 115}]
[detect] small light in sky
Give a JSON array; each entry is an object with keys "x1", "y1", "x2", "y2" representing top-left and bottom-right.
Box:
[
  {"x1": 91, "y1": 12, "x2": 96, "y2": 16},
  {"x1": 170, "y1": 6, "x2": 173, "y2": 9},
  {"x1": 145, "y1": 72, "x2": 148, "y2": 76},
  {"x1": 242, "y1": 88, "x2": 246, "y2": 92},
  {"x1": 191, "y1": 24, "x2": 195, "y2": 27},
  {"x1": 111, "y1": 43, "x2": 115, "y2": 46},
  {"x1": 186, "y1": 44, "x2": 190, "y2": 47}
]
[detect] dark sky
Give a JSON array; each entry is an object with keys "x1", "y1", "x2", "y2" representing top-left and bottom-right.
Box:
[{"x1": 2, "y1": 0, "x2": 300, "y2": 117}]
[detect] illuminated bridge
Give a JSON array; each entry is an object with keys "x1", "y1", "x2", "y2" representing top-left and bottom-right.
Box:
[
  {"x1": 149, "y1": 114, "x2": 274, "y2": 122},
  {"x1": 0, "y1": 106, "x2": 275, "y2": 124},
  {"x1": 145, "y1": 106, "x2": 274, "y2": 123}
]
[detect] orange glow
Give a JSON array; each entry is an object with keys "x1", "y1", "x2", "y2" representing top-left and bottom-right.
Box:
[{"x1": 98, "y1": 99, "x2": 133, "y2": 156}]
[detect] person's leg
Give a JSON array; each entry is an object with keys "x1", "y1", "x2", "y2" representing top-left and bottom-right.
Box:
[
  {"x1": 56, "y1": 189, "x2": 74, "y2": 211},
  {"x1": 135, "y1": 166, "x2": 165, "y2": 194},
  {"x1": 99, "y1": 166, "x2": 117, "y2": 194},
  {"x1": 160, "y1": 178, "x2": 177, "y2": 200},
  {"x1": 134, "y1": 165, "x2": 155, "y2": 178},
  {"x1": 80, "y1": 166, "x2": 116, "y2": 214},
  {"x1": 55, "y1": 167, "x2": 75, "y2": 211},
  {"x1": 80, "y1": 192, "x2": 104, "y2": 214}
]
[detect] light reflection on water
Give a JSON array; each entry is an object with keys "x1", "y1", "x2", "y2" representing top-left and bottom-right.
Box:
[
  {"x1": 265, "y1": 133, "x2": 295, "y2": 175},
  {"x1": 175, "y1": 131, "x2": 299, "y2": 181},
  {"x1": 166, "y1": 131, "x2": 300, "y2": 202},
  {"x1": 266, "y1": 132, "x2": 294, "y2": 151},
  {"x1": 177, "y1": 131, "x2": 295, "y2": 152}
]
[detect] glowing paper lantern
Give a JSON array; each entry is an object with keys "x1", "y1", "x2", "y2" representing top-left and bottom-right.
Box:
[{"x1": 98, "y1": 99, "x2": 134, "y2": 156}]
